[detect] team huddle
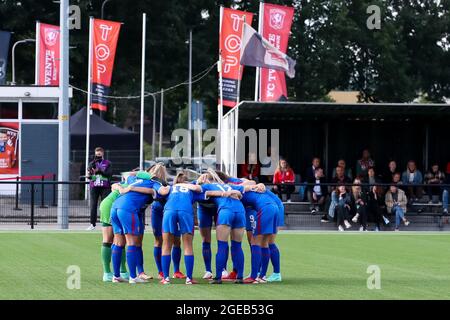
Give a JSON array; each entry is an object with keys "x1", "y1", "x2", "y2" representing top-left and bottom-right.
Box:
[{"x1": 99, "y1": 164, "x2": 283, "y2": 285}]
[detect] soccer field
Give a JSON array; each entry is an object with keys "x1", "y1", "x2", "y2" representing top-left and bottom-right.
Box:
[{"x1": 1, "y1": 231, "x2": 449, "y2": 300}]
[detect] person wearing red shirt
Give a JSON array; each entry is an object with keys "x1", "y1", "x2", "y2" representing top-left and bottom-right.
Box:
[
  {"x1": 239, "y1": 152, "x2": 260, "y2": 182},
  {"x1": 272, "y1": 159, "x2": 295, "y2": 202}
]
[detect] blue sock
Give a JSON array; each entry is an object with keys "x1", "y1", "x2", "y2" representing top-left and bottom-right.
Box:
[
  {"x1": 111, "y1": 244, "x2": 123, "y2": 278},
  {"x1": 250, "y1": 245, "x2": 262, "y2": 279},
  {"x1": 202, "y1": 242, "x2": 212, "y2": 272},
  {"x1": 126, "y1": 245, "x2": 138, "y2": 279},
  {"x1": 215, "y1": 240, "x2": 229, "y2": 279},
  {"x1": 136, "y1": 246, "x2": 144, "y2": 275},
  {"x1": 153, "y1": 246, "x2": 162, "y2": 273},
  {"x1": 184, "y1": 255, "x2": 194, "y2": 280},
  {"x1": 269, "y1": 243, "x2": 280, "y2": 273},
  {"x1": 172, "y1": 246, "x2": 181, "y2": 273},
  {"x1": 231, "y1": 240, "x2": 244, "y2": 279},
  {"x1": 260, "y1": 247, "x2": 270, "y2": 278},
  {"x1": 161, "y1": 254, "x2": 171, "y2": 279},
  {"x1": 223, "y1": 244, "x2": 229, "y2": 272}
]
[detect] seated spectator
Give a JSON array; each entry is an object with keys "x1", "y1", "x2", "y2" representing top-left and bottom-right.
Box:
[
  {"x1": 385, "y1": 184, "x2": 410, "y2": 231},
  {"x1": 356, "y1": 149, "x2": 375, "y2": 178},
  {"x1": 331, "y1": 159, "x2": 353, "y2": 180},
  {"x1": 239, "y1": 152, "x2": 260, "y2": 182},
  {"x1": 331, "y1": 165, "x2": 352, "y2": 186},
  {"x1": 382, "y1": 160, "x2": 398, "y2": 183},
  {"x1": 307, "y1": 167, "x2": 327, "y2": 214},
  {"x1": 392, "y1": 172, "x2": 403, "y2": 186},
  {"x1": 366, "y1": 167, "x2": 380, "y2": 186},
  {"x1": 305, "y1": 156, "x2": 321, "y2": 183},
  {"x1": 272, "y1": 158, "x2": 295, "y2": 202},
  {"x1": 367, "y1": 184, "x2": 388, "y2": 231},
  {"x1": 424, "y1": 163, "x2": 445, "y2": 203},
  {"x1": 401, "y1": 160, "x2": 423, "y2": 202},
  {"x1": 335, "y1": 184, "x2": 352, "y2": 231},
  {"x1": 350, "y1": 178, "x2": 368, "y2": 231},
  {"x1": 442, "y1": 162, "x2": 450, "y2": 215}
]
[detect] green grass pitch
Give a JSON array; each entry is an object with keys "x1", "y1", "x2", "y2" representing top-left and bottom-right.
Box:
[{"x1": 1, "y1": 231, "x2": 449, "y2": 300}]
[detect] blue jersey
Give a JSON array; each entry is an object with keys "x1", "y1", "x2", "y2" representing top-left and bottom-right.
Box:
[
  {"x1": 225, "y1": 177, "x2": 243, "y2": 184},
  {"x1": 164, "y1": 185, "x2": 205, "y2": 212},
  {"x1": 112, "y1": 176, "x2": 161, "y2": 211},
  {"x1": 238, "y1": 189, "x2": 275, "y2": 211},
  {"x1": 201, "y1": 183, "x2": 245, "y2": 212}
]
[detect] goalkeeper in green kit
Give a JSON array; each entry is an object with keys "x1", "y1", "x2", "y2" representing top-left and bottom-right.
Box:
[{"x1": 99, "y1": 170, "x2": 153, "y2": 282}]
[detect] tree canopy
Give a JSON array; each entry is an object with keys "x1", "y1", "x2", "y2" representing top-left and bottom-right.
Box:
[{"x1": 0, "y1": 0, "x2": 449, "y2": 131}]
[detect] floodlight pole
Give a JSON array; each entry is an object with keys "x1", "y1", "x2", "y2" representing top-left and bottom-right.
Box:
[
  {"x1": 11, "y1": 39, "x2": 36, "y2": 85},
  {"x1": 57, "y1": 0, "x2": 70, "y2": 229}
]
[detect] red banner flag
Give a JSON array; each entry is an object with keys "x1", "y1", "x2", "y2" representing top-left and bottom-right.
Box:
[
  {"x1": 219, "y1": 7, "x2": 254, "y2": 108},
  {"x1": 259, "y1": 3, "x2": 294, "y2": 102},
  {"x1": 90, "y1": 19, "x2": 121, "y2": 112},
  {"x1": 36, "y1": 23, "x2": 60, "y2": 86}
]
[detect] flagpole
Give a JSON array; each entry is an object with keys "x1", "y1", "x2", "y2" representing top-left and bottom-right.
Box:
[
  {"x1": 218, "y1": 6, "x2": 224, "y2": 171},
  {"x1": 234, "y1": 15, "x2": 247, "y2": 177},
  {"x1": 139, "y1": 13, "x2": 146, "y2": 171},
  {"x1": 58, "y1": 0, "x2": 70, "y2": 229},
  {"x1": 159, "y1": 88, "x2": 164, "y2": 157},
  {"x1": 35, "y1": 21, "x2": 40, "y2": 85},
  {"x1": 254, "y1": 2, "x2": 263, "y2": 101},
  {"x1": 84, "y1": 17, "x2": 94, "y2": 200}
]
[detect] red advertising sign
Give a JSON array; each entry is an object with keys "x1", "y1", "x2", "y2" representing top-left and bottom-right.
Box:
[
  {"x1": 219, "y1": 7, "x2": 254, "y2": 108},
  {"x1": 259, "y1": 3, "x2": 294, "y2": 102},
  {"x1": 37, "y1": 23, "x2": 60, "y2": 86},
  {"x1": 0, "y1": 122, "x2": 19, "y2": 175},
  {"x1": 90, "y1": 19, "x2": 121, "y2": 112}
]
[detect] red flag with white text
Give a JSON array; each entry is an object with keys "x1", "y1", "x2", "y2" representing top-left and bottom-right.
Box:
[
  {"x1": 259, "y1": 3, "x2": 294, "y2": 102},
  {"x1": 90, "y1": 19, "x2": 121, "y2": 112},
  {"x1": 219, "y1": 8, "x2": 254, "y2": 108},
  {"x1": 37, "y1": 23, "x2": 60, "y2": 86}
]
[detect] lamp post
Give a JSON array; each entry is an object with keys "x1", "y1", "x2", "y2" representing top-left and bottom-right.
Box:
[
  {"x1": 101, "y1": 0, "x2": 112, "y2": 19},
  {"x1": 11, "y1": 39, "x2": 36, "y2": 85}
]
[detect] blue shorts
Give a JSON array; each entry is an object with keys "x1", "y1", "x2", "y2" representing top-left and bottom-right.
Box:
[
  {"x1": 245, "y1": 207, "x2": 256, "y2": 232},
  {"x1": 251, "y1": 204, "x2": 278, "y2": 236},
  {"x1": 217, "y1": 208, "x2": 246, "y2": 229},
  {"x1": 267, "y1": 191, "x2": 285, "y2": 227},
  {"x1": 111, "y1": 207, "x2": 144, "y2": 236},
  {"x1": 197, "y1": 203, "x2": 217, "y2": 228},
  {"x1": 163, "y1": 210, "x2": 194, "y2": 235},
  {"x1": 151, "y1": 201, "x2": 180, "y2": 237}
]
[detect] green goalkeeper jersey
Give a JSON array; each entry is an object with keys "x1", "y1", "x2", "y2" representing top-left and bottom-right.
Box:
[{"x1": 99, "y1": 171, "x2": 153, "y2": 225}]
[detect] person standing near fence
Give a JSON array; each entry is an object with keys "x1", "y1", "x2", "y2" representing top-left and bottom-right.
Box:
[{"x1": 86, "y1": 147, "x2": 112, "y2": 231}]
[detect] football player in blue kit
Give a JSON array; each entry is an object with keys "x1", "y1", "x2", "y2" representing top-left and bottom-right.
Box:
[
  {"x1": 110, "y1": 174, "x2": 162, "y2": 284},
  {"x1": 198, "y1": 170, "x2": 260, "y2": 284},
  {"x1": 160, "y1": 171, "x2": 239, "y2": 285},
  {"x1": 216, "y1": 171, "x2": 284, "y2": 282},
  {"x1": 148, "y1": 164, "x2": 185, "y2": 280}
]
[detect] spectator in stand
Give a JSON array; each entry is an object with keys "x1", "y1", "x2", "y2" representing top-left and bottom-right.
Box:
[
  {"x1": 367, "y1": 184, "x2": 388, "y2": 231},
  {"x1": 335, "y1": 184, "x2": 352, "y2": 231},
  {"x1": 401, "y1": 160, "x2": 424, "y2": 202},
  {"x1": 442, "y1": 162, "x2": 450, "y2": 215},
  {"x1": 86, "y1": 147, "x2": 112, "y2": 231},
  {"x1": 260, "y1": 146, "x2": 276, "y2": 183},
  {"x1": 356, "y1": 149, "x2": 375, "y2": 178},
  {"x1": 424, "y1": 163, "x2": 445, "y2": 204},
  {"x1": 272, "y1": 158, "x2": 296, "y2": 202},
  {"x1": 331, "y1": 159, "x2": 353, "y2": 180},
  {"x1": 366, "y1": 167, "x2": 380, "y2": 186},
  {"x1": 307, "y1": 167, "x2": 327, "y2": 214},
  {"x1": 350, "y1": 178, "x2": 368, "y2": 231},
  {"x1": 392, "y1": 172, "x2": 403, "y2": 185},
  {"x1": 305, "y1": 157, "x2": 321, "y2": 183},
  {"x1": 331, "y1": 165, "x2": 352, "y2": 186},
  {"x1": 383, "y1": 160, "x2": 398, "y2": 183},
  {"x1": 385, "y1": 184, "x2": 410, "y2": 231},
  {"x1": 239, "y1": 152, "x2": 260, "y2": 183}
]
